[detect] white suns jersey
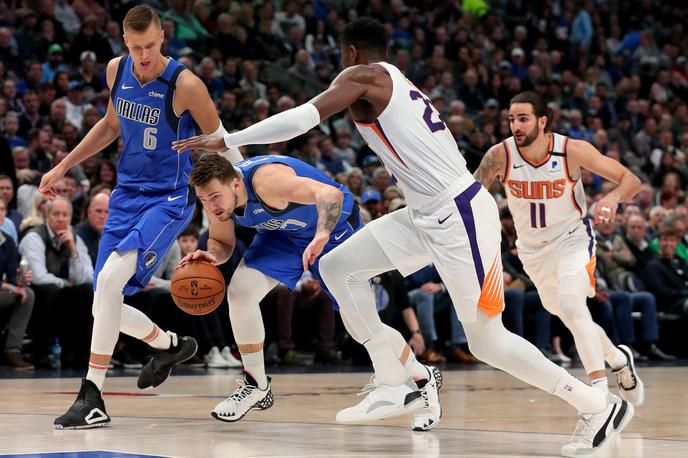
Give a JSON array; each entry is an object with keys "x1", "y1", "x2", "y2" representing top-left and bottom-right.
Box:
[
  {"x1": 352, "y1": 62, "x2": 470, "y2": 209},
  {"x1": 502, "y1": 133, "x2": 587, "y2": 248}
]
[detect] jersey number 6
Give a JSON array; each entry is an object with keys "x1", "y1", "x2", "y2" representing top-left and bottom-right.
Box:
[
  {"x1": 409, "y1": 90, "x2": 446, "y2": 133},
  {"x1": 144, "y1": 127, "x2": 158, "y2": 150}
]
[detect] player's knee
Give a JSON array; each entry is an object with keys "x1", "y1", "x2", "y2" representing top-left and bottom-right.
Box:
[{"x1": 558, "y1": 294, "x2": 588, "y2": 324}]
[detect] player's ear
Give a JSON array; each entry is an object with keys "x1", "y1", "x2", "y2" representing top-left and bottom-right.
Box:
[{"x1": 350, "y1": 45, "x2": 357, "y2": 62}]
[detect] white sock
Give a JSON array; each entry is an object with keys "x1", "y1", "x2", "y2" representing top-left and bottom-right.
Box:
[
  {"x1": 144, "y1": 326, "x2": 172, "y2": 350},
  {"x1": 552, "y1": 371, "x2": 607, "y2": 414},
  {"x1": 383, "y1": 324, "x2": 429, "y2": 381},
  {"x1": 363, "y1": 331, "x2": 408, "y2": 386},
  {"x1": 86, "y1": 364, "x2": 108, "y2": 391},
  {"x1": 241, "y1": 349, "x2": 268, "y2": 390},
  {"x1": 591, "y1": 377, "x2": 609, "y2": 392},
  {"x1": 598, "y1": 329, "x2": 628, "y2": 370}
]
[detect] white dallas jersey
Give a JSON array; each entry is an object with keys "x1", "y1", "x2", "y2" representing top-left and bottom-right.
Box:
[
  {"x1": 503, "y1": 133, "x2": 587, "y2": 248},
  {"x1": 353, "y1": 62, "x2": 470, "y2": 209}
]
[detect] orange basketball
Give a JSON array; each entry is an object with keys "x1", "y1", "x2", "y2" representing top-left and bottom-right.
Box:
[{"x1": 171, "y1": 261, "x2": 226, "y2": 316}]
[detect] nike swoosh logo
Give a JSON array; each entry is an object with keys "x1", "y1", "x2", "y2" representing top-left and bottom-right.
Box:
[
  {"x1": 334, "y1": 231, "x2": 347, "y2": 240},
  {"x1": 513, "y1": 164, "x2": 526, "y2": 169},
  {"x1": 568, "y1": 226, "x2": 578, "y2": 235},
  {"x1": 438, "y1": 214, "x2": 452, "y2": 224},
  {"x1": 168, "y1": 195, "x2": 183, "y2": 202},
  {"x1": 121, "y1": 84, "x2": 133, "y2": 89},
  {"x1": 593, "y1": 403, "x2": 617, "y2": 447}
]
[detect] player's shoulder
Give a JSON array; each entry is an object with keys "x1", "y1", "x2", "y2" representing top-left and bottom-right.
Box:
[
  {"x1": 105, "y1": 56, "x2": 125, "y2": 86},
  {"x1": 485, "y1": 142, "x2": 507, "y2": 162},
  {"x1": 335, "y1": 64, "x2": 381, "y2": 86}
]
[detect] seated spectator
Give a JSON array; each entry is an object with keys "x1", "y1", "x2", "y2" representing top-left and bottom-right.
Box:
[
  {"x1": 650, "y1": 213, "x2": 688, "y2": 263},
  {"x1": 644, "y1": 223, "x2": 688, "y2": 318},
  {"x1": 19, "y1": 192, "x2": 48, "y2": 237},
  {"x1": 623, "y1": 215, "x2": 656, "y2": 279},
  {"x1": 0, "y1": 199, "x2": 18, "y2": 244},
  {"x1": 76, "y1": 192, "x2": 109, "y2": 267},
  {"x1": 0, "y1": 174, "x2": 23, "y2": 231},
  {"x1": 3, "y1": 112, "x2": 26, "y2": 148},
  {"x1": 90, "y1": 159, "x2": 117, "y2": 190},
  {"x1": 317, "y1": 136, "x2": 351, "y2": 176},
  {"x1": 334, "y1": 130, "x2": 356, "y2": 166},
  {"x1": 361, "y1": 188, "x2": 382, "y2": 219},
  {"x1": 18, "y1": 196, "x2": 93, "y2": 368},
  {"x1": 0, "y1": 224, "x2": 35, "y2": 370}
]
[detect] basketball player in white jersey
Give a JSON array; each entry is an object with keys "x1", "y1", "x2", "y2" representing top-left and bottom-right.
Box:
[
  {"x1": 474, "y1": 91, "x2": 645, "y2": 406},
  {"x1": 173, "y1": 18, "x2": 633, "y2": 453}
]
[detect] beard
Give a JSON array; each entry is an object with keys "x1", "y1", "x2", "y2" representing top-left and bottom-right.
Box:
[{"x1": 514, "y1": 125, "x2": 540, "y2": 147}]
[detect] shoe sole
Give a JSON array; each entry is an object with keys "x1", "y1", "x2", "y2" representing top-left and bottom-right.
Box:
[
  {"x1": 412, "y1": 366, "x2": 443, "y2": 432},
  {"x1": 617, "y1": 345, "x2": 645, "y2": 407},
  {"x1": 337, "y1": 391, "x2": 425, "y2": 424},
  {"x1": 54, "y1": 421, "x2": 110, "y2": 430}
]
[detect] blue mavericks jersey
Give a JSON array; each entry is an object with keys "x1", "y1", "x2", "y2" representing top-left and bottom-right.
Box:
[
  {"x1": 111, "y1": 55, "x2": 197, "y2": 192},
  {"x1": 233, "y1": 156, "x2": 356, "y2": 240}
]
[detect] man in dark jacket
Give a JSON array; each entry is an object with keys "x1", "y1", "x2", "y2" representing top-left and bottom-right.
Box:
[{"x1": 645, "y1": 224, "x2": 688, "y2": 316}]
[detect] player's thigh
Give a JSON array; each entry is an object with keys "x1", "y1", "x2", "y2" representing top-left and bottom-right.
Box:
[
  {"x1": 556, "y1": 232, "x2": 596, "y2": 298},
  {"x1": 362, "y1": 207, "x2": 431, "y2": 277},
  {"x1": 519, "y1": 251, "x2": 561, "y2": 315},
  {"x1": 242, "y1": 231, "x2": 306, "y2": 291},
  {"x1": 423, "y1": 185, "x2": 503, "y2": 322}
]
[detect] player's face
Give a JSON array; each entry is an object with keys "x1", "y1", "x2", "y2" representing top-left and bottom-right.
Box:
[
  {"x1": 123, "y1": 23, "x2": 164, "y2": 73},
  {"x1": 196, "y1": 178, "x2": 240, "y2": 222},
  {"x1": 509, "y1": 103, "x2": 542, "y2": 147}
]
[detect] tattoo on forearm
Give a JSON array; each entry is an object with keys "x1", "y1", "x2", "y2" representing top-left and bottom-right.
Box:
[
  {"x1": 473, "y1": 150, "x2": 502, "y2": 188},
  {"x1": 317, "y1": 199, "x2": 342, "y2": 234}
]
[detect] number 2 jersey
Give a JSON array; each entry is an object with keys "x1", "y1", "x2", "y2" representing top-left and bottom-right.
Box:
[
  {"x1": 352, "y1": 62, "x2": 471, "y2": 210},
  {"x1": 502, "y1": 133, "x2": 589, "y2": 248},
  {"x1": 111, "y1": 55, "x2": 197, "y2": 193}
]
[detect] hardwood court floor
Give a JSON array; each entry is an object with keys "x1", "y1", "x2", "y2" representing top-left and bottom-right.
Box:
[{"x1": 0, "y1": 366, "x2": 687, "y2": 457}]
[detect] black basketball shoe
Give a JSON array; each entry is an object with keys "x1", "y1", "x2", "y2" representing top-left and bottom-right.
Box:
[
  {"x1": 137, "y1": 333, "x2": 198, "y2": 389},
  {"x1": 54, "y1": 378, "x2": 111, "y2": 429}
]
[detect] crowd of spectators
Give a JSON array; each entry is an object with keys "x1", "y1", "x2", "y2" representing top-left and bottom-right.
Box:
[{"x1": 0, "y1": 0, "x2": 686, "y2": 371}]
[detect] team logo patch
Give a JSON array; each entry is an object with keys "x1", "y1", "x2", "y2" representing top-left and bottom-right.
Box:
[{"x1": 143, "y1": 251, "x2": 158, "y2": 269}]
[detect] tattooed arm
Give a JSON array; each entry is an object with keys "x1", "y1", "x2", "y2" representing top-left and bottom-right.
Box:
[
  {"x1": 253, "y1": 163, "x2": 344, "y2": 269},
  {"x1": 473, "y1": 144, "x2": 507, "y2": 189}
]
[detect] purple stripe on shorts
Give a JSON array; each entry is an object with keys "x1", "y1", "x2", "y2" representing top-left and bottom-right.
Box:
[
  {"x1": 583, "y1": 217, "x2": 594, "y2": 257},
  {"x1": 454, "y1": 181, "x2": 485, "y2": 286}
]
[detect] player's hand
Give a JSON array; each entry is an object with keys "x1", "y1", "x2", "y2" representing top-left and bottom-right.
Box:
[
  {"x1": 39, "y1": 165, "x2": 67, "y2": 199},
  {"x1": 172, "y1": 134, "x2": 227, "y2": 153},
  {"x1": 302, "y1": 233, "x2": 328, "y2": 271},
  {"x1": 420, "y1": 282, "x2": 442, "y2": 294},
  {"x1": 142, "y1": 282, "x2": 156, "y2": 292},
  {"x1": 408, "y1": 334, "x2": 425, "y2": 356},
  {"x1": 178, "y1": 249, "x2": 218, "y2": 268},
  {"x1": 594, "y1": 196, "x2": 619, "y2": 225}
]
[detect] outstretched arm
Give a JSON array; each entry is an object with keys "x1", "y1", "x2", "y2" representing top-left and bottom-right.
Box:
[
  {"x1": 473, "y1": 144, "x2": 507, "y2": 189},
  {"x1": 179, "y1": 217, "x2": 236, "y2": 267},
  {"x1": 568, "y1": 139, "x2": 641, "y2": 224},
  {"x1": 39, "y1": 57, "x2": 122, "y2": 198},
  {"x1": 171, "y1": 66, "x2": 374, "y2": 153}
]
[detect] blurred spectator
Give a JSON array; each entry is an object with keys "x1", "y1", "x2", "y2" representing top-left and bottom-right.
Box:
[
  {"x1": 76, "y1": 192, "x2": 108, "y2": 267},
  {"x1": 645, "y1": 223, "x2": 688, "y2": 318}
]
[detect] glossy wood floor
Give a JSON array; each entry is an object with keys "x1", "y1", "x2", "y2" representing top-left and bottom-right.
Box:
[{"x1": 0, "y1": 366, "x2": 687, "y2": 457}]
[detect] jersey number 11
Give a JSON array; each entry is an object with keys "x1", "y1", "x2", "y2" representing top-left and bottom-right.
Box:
[{"x1": 530, "y1": 202, "x2": 547, "y2": 228}]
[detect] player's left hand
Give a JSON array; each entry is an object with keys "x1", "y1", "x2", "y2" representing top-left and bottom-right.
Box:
[
  {"x1": 594, "y1": 195, "x2": 619, "y2": 225},
  {"x1": 302, "y1": 233, "x2": 328, "y2": 271},
  {"x1": 172, "y1": 134, "x2": 227, "y2": 153}
]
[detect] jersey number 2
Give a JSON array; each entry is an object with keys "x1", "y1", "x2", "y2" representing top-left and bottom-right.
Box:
[
  {"x1": 409, "y1": 90, "x2": 446, "y2": 133},
  {"x1": 143, "y1": 127, "x2": 157, "y2": 150},
  {"x1": 530, "y1": 203, "x2": 547, "y2": 228}
]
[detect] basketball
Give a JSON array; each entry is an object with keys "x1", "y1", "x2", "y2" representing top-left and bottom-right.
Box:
[{"x1": 171, "y1": 261, "x2": 226, "y2": 316}]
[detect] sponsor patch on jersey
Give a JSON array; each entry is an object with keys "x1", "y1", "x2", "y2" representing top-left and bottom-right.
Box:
[{"x1": 548, "y1": 160, "x2": 561, "y2": 174}]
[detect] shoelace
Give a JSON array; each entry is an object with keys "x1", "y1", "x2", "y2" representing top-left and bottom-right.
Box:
[
  {"x1": 228, "y1": 379, "x2": 255, "y2": 402},
  {"x1": 569, "y1": 413, "x2": 595, "y2": 444},
  {"x1": 357, "y1": 376, "x2": 379, "y2": 397}
]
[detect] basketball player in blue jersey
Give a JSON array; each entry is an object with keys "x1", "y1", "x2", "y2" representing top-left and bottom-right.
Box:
[
  {"x1": 39, "y1": 5, "x2": 242, "y2": 429},
  {"x1": 174, "y1": 17, "x2": 634, "y2": 449}
]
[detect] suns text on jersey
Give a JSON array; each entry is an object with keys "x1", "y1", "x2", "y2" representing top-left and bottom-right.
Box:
[
  {"x1": 115, "y1": 98, "x2": 160, "y2": 125},
  {"x1": 506, "y1": 179, "x2": 566, "y2": 199}
]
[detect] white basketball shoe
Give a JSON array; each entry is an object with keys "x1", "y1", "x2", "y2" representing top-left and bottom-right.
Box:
[
  {"x1": 412, "y1": 366, "x2": 443, "y2": 431},
  {"x1": 336, "y1": 376, "x2": 424, "y2": 424},
  {"x1": 220, "y1": 346, "x2": 244, "y2": 368},
  {"x1": 561, "y1": 393, "x2": 634, "y2": 457},
  {"x1": 211, "y1": 372, "x2": 273, "y2": 422},
  {"x1": 613, "y1": 345, "x2": 645, "y2": 406}
]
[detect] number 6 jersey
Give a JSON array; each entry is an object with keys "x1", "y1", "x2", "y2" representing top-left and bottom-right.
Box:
[
  {"x1": 502, "y1": 133, "x2": 589, "y2": 248},
  {"x1": 111, "y1": 55, "x2": 197, "y2": 193},
  {"x1": 352, "y1": 62, "x2": 470, "y2": 210}
]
